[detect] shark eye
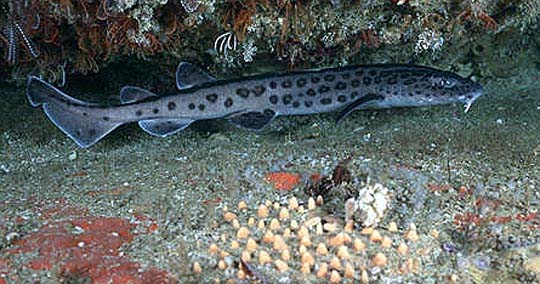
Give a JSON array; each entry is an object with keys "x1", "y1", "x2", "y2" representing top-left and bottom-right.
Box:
[{"x1": 440, "y1": 79, "x2": 457, "y2": 88}]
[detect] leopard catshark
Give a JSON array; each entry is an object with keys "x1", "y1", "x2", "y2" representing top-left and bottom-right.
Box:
[{"x1": 27, "y1": 62, "x2": 483, "y2": 148}]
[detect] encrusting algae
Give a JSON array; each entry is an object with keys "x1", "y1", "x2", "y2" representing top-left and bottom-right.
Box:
[{"x1": 190, "y1": 195, "x2": 441, "y2": 283}]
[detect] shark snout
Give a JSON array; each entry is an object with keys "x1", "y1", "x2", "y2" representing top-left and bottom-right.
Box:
[{"x1": 464, "y1": 83, "x2": 483, "y2": 113}]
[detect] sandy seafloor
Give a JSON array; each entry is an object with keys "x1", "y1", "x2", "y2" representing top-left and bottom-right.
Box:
[{"x1": 0, "y1": 60, "x2": 539, "y2": 283}]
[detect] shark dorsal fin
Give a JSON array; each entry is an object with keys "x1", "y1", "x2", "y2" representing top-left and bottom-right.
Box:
[
  {"x1": 176, "y1": 62, "x2": 215, "y2": 90},
  {"x1": 120, "y1": 86, "x2": 158, "y2": 103}
]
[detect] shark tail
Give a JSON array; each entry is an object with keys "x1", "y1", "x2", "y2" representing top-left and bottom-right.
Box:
[{"x1": 27, "y1": 76, "x2": 121, "y2": 148}]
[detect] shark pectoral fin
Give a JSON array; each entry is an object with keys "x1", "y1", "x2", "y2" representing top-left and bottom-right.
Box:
[
  {"x1": 138, "y1": 118, "x2": 194, "y2": 137},
  {"x1": 336, "y1": 93, "x2": 385, "y2": 124},
  {"x1": 228, "y1": 110, "x2": 277, "y2": 131},
  {"x1": 176, "y1": 62, "x2": 215, "y2": 90},
  {"x1": 120, "y1": 86, "x2": 158, "y2": 103}
]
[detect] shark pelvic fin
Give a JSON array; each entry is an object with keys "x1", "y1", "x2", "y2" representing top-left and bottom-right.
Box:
[
  {"x1": 228, "y1": 110, "x2": 277, "y2": 130},
  {"x1": 336, "y1": 93, "x2": 385, "y2": 124},
  {"x1": 176, "y1": 62, "x2": 215, "y2": 90},
  {"x1": 138, "y1": 118, "x2": 194, "y2": 137},
  {"x1": 120, "y1": 86, "x2": 158, "y2": 103},
  {"x1": 27, "y1": 76, "x2": 121, "y2": 148}
]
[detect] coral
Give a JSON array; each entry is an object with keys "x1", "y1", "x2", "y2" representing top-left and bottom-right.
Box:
[
  {"x1": 0, "y1": 1, "x2": 39, "y2": 66},
  {"x1": 191, "y1": 196, "x2": 439, "y2": 283},
  {"x1": 346, "y1": 182, "x2": 391, "y2": 227},
  {"x1": 0, "y1": 0, "x2": 538, "y2": 84}
]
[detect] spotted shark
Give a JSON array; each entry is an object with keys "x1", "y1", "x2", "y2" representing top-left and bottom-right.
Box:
[{"x1": 27, "y1": 62, "x2": 483, "y2": 148}]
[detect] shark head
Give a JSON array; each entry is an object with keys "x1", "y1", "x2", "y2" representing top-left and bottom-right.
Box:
[{"x1": 425, "y1": 71, "x2": 483, "y2": 113}]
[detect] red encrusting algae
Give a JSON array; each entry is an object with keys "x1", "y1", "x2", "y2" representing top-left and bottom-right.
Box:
[
  {"x1": 265, "y1": 172, "x2": 301, "y2": 191},
  {"x1": 0, "y1": 257, "x2": 10, "y2": 284},
  {"x1": 6, "y1": 213, "x2": 172, "y2": 283}
]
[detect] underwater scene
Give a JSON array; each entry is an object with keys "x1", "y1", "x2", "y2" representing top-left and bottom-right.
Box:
[{"x1": 0, "y1": 0, "x2": 539, "y2": 283}]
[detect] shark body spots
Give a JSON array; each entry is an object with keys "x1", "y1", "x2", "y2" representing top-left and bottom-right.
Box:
[
  {"x1": 224, "y1": 98, "x2": 233, "y2": 107},
  {"x1": 206, "y1": 94, "x2": 218, "y2": 103},
  {"x1": 27, "y1": 62, "x2": 483, "y2": 148}
]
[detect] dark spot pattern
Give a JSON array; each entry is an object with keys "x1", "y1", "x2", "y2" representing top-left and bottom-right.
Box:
[
  {"x1": 253, "y1": 85, "x2": 266, "y2": 96},
  {"x1": 338, "y1": 95, "x2": 347, "y2": 103},
  {"x1": 264, "y1": 109, "x2": 275, "y2": 116},
  {"x1": 168, "y1": 102, "x2": 176, "y2": 110},
  {"x1": 297, "y1": 78, "x2": 307, "y2": 87},
  {"x1": 374, "y1": 77, "x2": 382, "y2": 84},
  {"x1": 188, "y1": 103, "x2": 196, "y2": 110},
  {"x1": 304, "y1": 101, "x2": 313, "y2": 108},
  {"x1": 324, "y1": 74, "x2": 336, "y2": 82},
  {"x1": 319, "y1": 86, "x2": 330, "y2": 94},
  {"x1": 83, "y1": 112, "x2": 88, "y2": 116},
  {"x1": 311, "y1": 77, "x2": 320, "y2": 84},
  {"x1": 198, "y1": 104, "x2": 206, "y2": 111},
  {"x1": 282, "y1": 94, "x2": 293, "y2": 105},
  {"x1": 320, "y1": 98, "x2": 332, "y2": 105},
  {"x1": 270, "y1": 81, "x2": 277, "y2": 89},
  {"x1": 363, "y1": 77, "x2": 372, "y2": 86},
  {"x1": 307, "y1": 89, "x2": 316, "y2": 96},
  {"x1": 236, "y1": 88, "x2": 250, "y2": 98},
  {"x1": 282, "y1": 81, "x2": 292, "y2": 88},
  {"x1": 206, "y1": 94, "x2": 218, "y2": 103},
  {"x1": 350, "y1": 91, "x2": 359, "y2": 99},
  {"x1": 335, "y1": 82, "x2": 347, "y2": 90},
  {"x1": 224, "y1": 98, "x2": 233, "y2": 107},
  {"x1": 269, "y1": 95, "x2": 278, "y2": 104},
  {"x1": 403, "y1": 78, "x2": 417, "y2": 85},
  {"x1": 292, "y1": 101, "x2": 300, "y2": 108},
  {"x1": 152, "y1": 108, "x2": 159, "y2": 114},
  {"x1": 136, "y1": 110, "x2": 142, "y2": 116},
  {"x1": 351, "y1": 80, "x2": 360, "y2": 87},
  {"x1": 341, "y1": 73, "x2": 351, "y2": 79},
  {"x1": 355, "y1": 70, "x2": 364, "y2": 77},
  {"x1": 103, "y1": 116, "x2": 110, "y2": 121},
  {"x1": 387, "y1": 77, "x2": 397, "y2": 85}
]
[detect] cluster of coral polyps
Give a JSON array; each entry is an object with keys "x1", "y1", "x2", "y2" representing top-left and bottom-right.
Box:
[{"x1": 192, "y1": 196, "x2": 440, "y2": 283}]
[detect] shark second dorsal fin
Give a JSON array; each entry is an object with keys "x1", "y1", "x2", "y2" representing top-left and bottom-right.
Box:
[
  {"x1": 138, "y1": 118, "x2": 194, "y2": 137},
  {"x1": 228, "y1": 110, "x2": 277, "y2": 131},
  {"x1": 176, "y1": 62, "x2": 215, "y2": 90},
  {"x1": 336, "y1": 93, "x2": 385, "y2": 124},
  {"x1": 120, "y1": 86, "x2": 158, "y2": 103}
]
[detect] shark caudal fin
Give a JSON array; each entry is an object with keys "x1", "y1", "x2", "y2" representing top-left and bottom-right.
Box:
[{"x1": 27, "y1": 76, "x2": 121, "y2": 148}]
